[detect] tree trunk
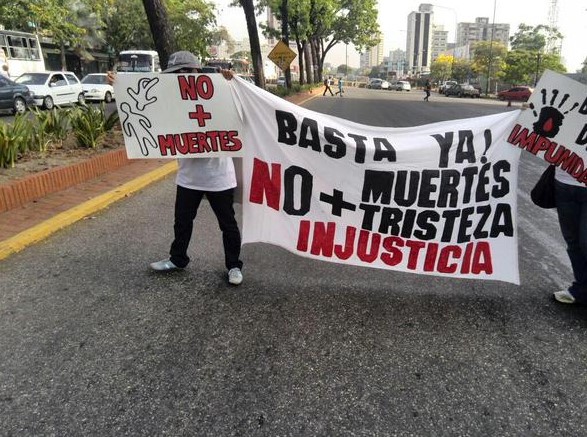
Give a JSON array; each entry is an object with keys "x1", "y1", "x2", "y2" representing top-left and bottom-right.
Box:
[
  {"x1": 311, "y1": 38, "x2": 321, "y2": 82},
  {"x1": 141, "y1": 0, "x2": 175, "y2": 70},
  {"x1": 239, "y1": 0, "x2": 265, "y2": 88},
  {"x1": 296, "y1": 41, "x2": 305, "y2": 85},
  {"x1": 304, "y1": 44, "x2": 313, "y2": 84}
]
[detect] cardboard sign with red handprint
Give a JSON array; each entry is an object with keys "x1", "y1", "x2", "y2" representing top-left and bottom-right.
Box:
[{"x1": 506, "y1": 70, "x2": 587, "y2": 186}]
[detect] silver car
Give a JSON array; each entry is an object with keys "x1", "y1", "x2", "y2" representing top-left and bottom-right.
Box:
[{"x1": 368, "y1": 78, "x2": 390, "y2": 90}]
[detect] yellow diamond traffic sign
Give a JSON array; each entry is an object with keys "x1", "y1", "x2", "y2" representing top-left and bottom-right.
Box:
[{"x1": 268, "y1": 40, "x2": 297, "y2": 71}]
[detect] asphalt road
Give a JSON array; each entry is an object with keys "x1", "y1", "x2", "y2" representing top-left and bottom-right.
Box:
[{"x1": 1, "y1": 88, "x2": 585, "y2": 436}]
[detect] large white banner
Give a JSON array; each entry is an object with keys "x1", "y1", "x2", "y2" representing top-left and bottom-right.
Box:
[
  {"x1": 231, "y1": 79, "x2": 522, "y2": 284},
  {"x1": 113, "y1": 73, "x2": 244, "y2": 159},
  {"x1": 506, "y1": 70, "x2": 587, "y2": 185}
]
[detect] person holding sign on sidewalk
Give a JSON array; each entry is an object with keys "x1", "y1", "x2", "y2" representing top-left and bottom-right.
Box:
[{"x1": 108, "y1": 51, "x2": 244, "y2": 285}]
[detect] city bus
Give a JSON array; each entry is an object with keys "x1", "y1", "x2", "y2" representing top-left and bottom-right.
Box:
[
  {"x1": 0, "y1": 29, "x2": 46, "y2": 79},
  {"x1": 116, "y1": 50, "x2": 161, "y2": 73}
]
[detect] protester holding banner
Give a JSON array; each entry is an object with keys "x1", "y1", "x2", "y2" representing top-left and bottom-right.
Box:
[
  {"x1": 505, "y1": 70, "x2": 587, "y2": 304},
  {"x1": 109, "y1": 51, "x2": 244, "y2": 285},
  {"x1": 552, "y1": 171, "x2": 587, "y2": 304}
]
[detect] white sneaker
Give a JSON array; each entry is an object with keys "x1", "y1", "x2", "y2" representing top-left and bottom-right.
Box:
[
  {"x1": 150, "y1": 259, "x2": 182, "y2": 272},
  {"x1": 553, "y1": 289, "x2": 576, "y2": 304},
  {"x1": 228, "y1": 267, "x2": 243, "y2": 285}
]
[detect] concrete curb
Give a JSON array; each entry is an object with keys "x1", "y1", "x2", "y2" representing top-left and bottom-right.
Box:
[
  {"x1": 0, "y1": 149, "x2": 130, "y2": 213},
  {"x1": 0, "y1": 161, "x2": 177, "y2": 261}
]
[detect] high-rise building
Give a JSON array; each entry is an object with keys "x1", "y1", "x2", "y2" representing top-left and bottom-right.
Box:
[
  {"x1": 456, "y1": 17, "x2": 510, "y2": 53},
  {"x1": 359, "y1": 38, "x2": 385, "y2": 70},
  {"x1": 406, "y1": 4, "x2": 433, "y2": 75},
  {"x1": 387, "y1": 49, "x2": 407, "y2": 77},
  {"x1": 431, "y1": 25, "x2": 448, "y2": 61}
]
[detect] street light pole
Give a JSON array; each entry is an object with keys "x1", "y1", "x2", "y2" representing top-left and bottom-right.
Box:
[
  {"x1": 432, "y1": 4, "x2": 458, "y2": 79},
  {"x1": 485, "y1": 0, "x2": 497, "y2": 96},
  {"x1": 345, "y1": 43, "x2": 348, "y2": 78},
  {"x1": 432, "y1": 4, "x2": 457, "y2": 45},
  {"x1": 534, "y1": 52, "x2": 542, "y2": 86}
]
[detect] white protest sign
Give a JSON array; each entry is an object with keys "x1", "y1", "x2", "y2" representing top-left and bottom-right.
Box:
[
  {"x1": 505, "y1": 70, "x2": 587, "y2": 185},
  {"x1": 113, "y1": 73, "x2": 244, "y2": 159},
  {"x1": 230, "y1": 81, "x2": 522, "y2": 284}
]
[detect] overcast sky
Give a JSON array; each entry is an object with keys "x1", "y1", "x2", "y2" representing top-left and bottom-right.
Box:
[{"x1": 213, "y1": 0, "x2": 586, "y2": 72}]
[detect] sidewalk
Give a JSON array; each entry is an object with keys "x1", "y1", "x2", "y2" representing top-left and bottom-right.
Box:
[
  {"x1": 0, "y1": 158, "x2": 177, "y2": 260},
  {"x1": 0, "y1": 87, "x2": 320, "y2": 260}
]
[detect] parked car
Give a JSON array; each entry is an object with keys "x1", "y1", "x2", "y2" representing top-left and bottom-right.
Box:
[
  {"x1": 392, "y1": 80, "x2": 411, "y2": 91},
  {"x1": 444, "y1": 83, "x2": 480, "y2": 98},
  {"x1": 497, "y1": 86, "x2": 534, "y2": 102},
  {"x1": 368, "y1": 78, "x2": 390, "y2": 90},
  {"x1": 15, "y1": 71, "x2": 85, "y2": 109},
  {"x1": 276, "y1": 76, "x2": 286, "y2": 87},
  {"x1": 0, "y1": 75, "x2": 35, "y2": 114},
  {"x1": 81, "y1": 73, "x2": 115, "y2": 103},
  {"x1": 439, "y1": 80, "x2": 457, "y2": 94}
]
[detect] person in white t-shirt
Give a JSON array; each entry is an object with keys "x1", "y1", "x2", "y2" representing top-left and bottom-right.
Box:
[
  {"x1": 108, "y1": 51, "x2": 244, "y2": 285},
  {"x1": 552, "y1": 168, "x2": 587, "y2": 304}
]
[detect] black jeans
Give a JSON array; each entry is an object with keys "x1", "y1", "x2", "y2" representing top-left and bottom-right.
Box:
[
  {"x1": 555, "y1": 180, "x2": 587, "y2": 300},
  {"x1": 169, "y1": 185, "x2": 243, "y2": 270}
]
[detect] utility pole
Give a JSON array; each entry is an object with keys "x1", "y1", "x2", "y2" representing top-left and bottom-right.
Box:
[
  {"x1": 345, "y1": 43, "x2": 348, "y2": 78},
  {"x1": 485, "y1": 0, "x2": 497, "y2": 96},
  {"x1": 281, "y1": 0, "x2": 291, "y2": 88}
]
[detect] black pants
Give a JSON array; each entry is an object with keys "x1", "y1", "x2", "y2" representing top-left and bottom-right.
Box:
[
  {"x1": 169, "y1": 185, "x2": 243, "y2": 270},
  {"x1": 323, "y1": 84, "x2": 334, "y2": 96}
]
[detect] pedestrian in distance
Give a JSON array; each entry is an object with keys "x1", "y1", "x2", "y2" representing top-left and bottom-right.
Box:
[
  {"x1": 322, "y1": 76, "x2": 334, "y2": 96},
  {"x1": 424, "y1": 79, "x2": 431, "y2": 101},
  {"x1": 552, "y1": 168, "x2": 587, "y2": 304},
  {"x1": 108, "y1": 51, "x2": 244, "y2": 285},
  {"x1": 335, "y1": 77, "x2": 344, "y2": 97}
]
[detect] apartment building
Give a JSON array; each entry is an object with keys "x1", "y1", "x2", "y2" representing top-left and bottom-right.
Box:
[
  {"x1": 456, "y1": 17, "x2": 510, "y2": 58},
  {"x1": 406, "y1": 3, "x2": 433, "y2": 75},
  {"x1": 360, "y1": 39, "x2": 385, "y2": 70},
  {"x1": 431, "y1": 24, "x2": 449, "y2": 61}
]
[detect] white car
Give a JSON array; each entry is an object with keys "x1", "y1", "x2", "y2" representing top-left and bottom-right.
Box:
[
  {"x1": 393, "y1": 80, "x2": 411, "y2": 91},
  {"x1": 81, "y1": 73, "x2": 115, "y2": 103},
  {"x1": 276, "y1": 76, "x2": 286, "y2": 87},
  {"x1": 15, "y1": 71, "x2": 85, "y2": 109}
]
